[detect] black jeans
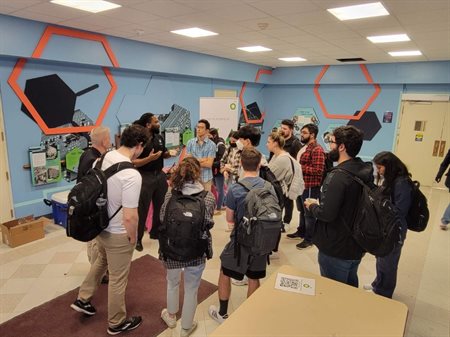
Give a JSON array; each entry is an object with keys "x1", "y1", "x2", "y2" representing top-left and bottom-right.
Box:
[
  {"x1": 137, "y1": 171, "x2": 168, "y2": 241},
  {"x1": 283, "y1": 196, "x2": 294, "y2": 224},
  {"x1": 298, "y1": 186, "x2": 321, "y2": 242}
]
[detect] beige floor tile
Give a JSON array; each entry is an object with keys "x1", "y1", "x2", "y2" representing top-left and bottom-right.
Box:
[
  {"x1": 10, "y1": 264, "x2": 46, "y2": 279},
  {"x1": 0, "y1": 278, "x2": 35, "y2": 295},
  {"x1": 0, "y1": 293, "x2": 26, "y2": 313},
  {"x1": 48, "y1": 251, "x2": 82, "y2": 264}
]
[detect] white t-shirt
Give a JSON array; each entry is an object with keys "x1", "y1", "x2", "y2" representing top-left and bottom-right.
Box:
[{"x1": 100, "y1": 150, "x2": 142, "y2": 234}]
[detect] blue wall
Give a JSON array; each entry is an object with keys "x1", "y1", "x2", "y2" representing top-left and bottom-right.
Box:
[{"x1": 0, "y1": 14, "x2": 449, "y2": 217}]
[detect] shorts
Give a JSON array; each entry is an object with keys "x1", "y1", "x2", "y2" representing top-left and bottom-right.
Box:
[{"x1": 220, "y1": 240, "x2": 267, "y2": 280}]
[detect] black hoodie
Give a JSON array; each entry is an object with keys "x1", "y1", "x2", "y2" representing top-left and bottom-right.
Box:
[{"x1": 310, "y1": 157, "x2": 374, "y2": 260}]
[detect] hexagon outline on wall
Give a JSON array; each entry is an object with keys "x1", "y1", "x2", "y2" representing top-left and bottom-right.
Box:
[
  {"x1": 7, "y1": 26, "x2": 119, "y2": 135},
  {"x1": 314, "y1": 64, "x2": 381, "y2": 121}
]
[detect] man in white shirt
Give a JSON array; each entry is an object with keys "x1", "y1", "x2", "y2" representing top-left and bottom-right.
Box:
[{"x1": 71, "y1": 124, "x2": 148, "y2": 335}]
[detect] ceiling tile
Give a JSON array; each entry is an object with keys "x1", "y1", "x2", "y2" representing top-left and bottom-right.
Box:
[
  {"x1": 130, "y1": 1, "x2": 197, "y2": 18},
  {"x1": 248, "y1": 0, "x2": 321, "y2": 16}
]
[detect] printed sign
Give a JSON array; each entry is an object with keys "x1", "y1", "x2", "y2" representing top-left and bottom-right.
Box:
[{"x1": 274, "y1": 273, "x2": 315, "y2": 296}]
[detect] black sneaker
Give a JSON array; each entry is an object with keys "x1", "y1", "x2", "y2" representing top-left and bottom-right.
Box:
[
  {"x1": 107, "y1": 316, "x2": 142, "y2": 335},
  {"x1": 296, "y1": 240, "x2": 313, "y2": 250},
  {"x1": 286, "y1": 231, "x2": 302, "y2": 240},
  {"x1": 70, "y1": 299, "x2": 96, "y2": 315},
  {"x1": 135, "y1": 241, "x2": 143, "y2": 252}
]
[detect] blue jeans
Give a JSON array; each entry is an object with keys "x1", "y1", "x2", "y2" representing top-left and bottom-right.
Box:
[
  {"x1": 213, "y1": 174, "x2": 225, "y2": 209},
  {"x1": 372, "y1": 243, "x2": 403, "y2": 298},
  {"x1": 166, "y1": 263, "x2": 205, "y2": 330},
  {"x1": 301, "y1": 187, "x2": 321, "y2": 242},
  {"x1": 442, "y1": 203, "x2": 450, "y2": 224},
  {"x1": 318, "y1": 251, "x2": 361, "y2": 287}
]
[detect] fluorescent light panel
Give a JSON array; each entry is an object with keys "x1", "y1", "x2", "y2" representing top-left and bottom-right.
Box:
[
  {"x1": 278, "y1": 57, "x2": 307, "y2": 62},
  {"x1": 237, "y1": 46, "x2": 272, "y2": 52},
  {"x1": 50, "y1": 0, "x2": 121, "y2": 13},
  {"x1": 389, "y1": 50, "x2": 422, "y2": 57},
  {"x1": 328, "y1": 2, "x2": 389, "y2": 21},
  {"x1": 171, "y1": 27, "x2": 218, "y2": 38},
  {"x1": 367, "y1": 34, "x2": 410, "y2": 43}
]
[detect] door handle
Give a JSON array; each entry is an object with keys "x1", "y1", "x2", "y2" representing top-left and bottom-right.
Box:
[
  {"x1": 432, "y1": 140, "x2": 440, "y2": 156},
  {"x1": 439, "y1": 141, "x2": 446, "y2": 157}
]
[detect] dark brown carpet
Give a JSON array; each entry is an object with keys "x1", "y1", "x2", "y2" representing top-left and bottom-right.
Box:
[{"x1": 0, "y1": 254, "x2": 217, "y2": 337}]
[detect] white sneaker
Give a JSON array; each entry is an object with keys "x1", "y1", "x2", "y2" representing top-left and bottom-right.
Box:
[
  {"x1": 208, "y1": 305, "x2": 228, "y2": 324},
  {"x1": 231, "y1": 276, "x2": 248, "y2": 286},
  {"x1": 440, "y1": 223, "x2": 448, "y2": 230},
  {"x1": 363, "y1": 284, "x2": 373, "y2": 291},
  {"x1": 180, "y1": 321, "x2": 197, "y2": 337},
  {"x1": 161, "y1": 308, "x2": 176, "y2": 328}
]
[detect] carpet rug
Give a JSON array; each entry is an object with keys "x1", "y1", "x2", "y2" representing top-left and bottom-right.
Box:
[{"x1": 0, "y1": 254, "x2": 218, "y2": 337}]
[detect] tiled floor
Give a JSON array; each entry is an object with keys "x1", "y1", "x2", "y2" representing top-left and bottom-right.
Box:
[{"x1": 0, "y1": 187, "x2": 449, "y2": 337}]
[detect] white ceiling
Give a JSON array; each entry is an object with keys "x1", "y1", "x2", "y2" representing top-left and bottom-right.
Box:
[{"x1": 1, "y1": 0, "x2": 449, "y2": 68}]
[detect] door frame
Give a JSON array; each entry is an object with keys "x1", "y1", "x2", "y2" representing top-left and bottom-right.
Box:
[{"x1": 0, "y1": 89, "x2": 15, "y2": 222}]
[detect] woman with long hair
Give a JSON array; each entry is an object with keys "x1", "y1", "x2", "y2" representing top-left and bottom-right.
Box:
[
  {"x1": 159, "y1": 157, "x2": 215, "y2": 337},
  {"x1": 365, "y1": 151, "x2": 412, "y2": 298}
]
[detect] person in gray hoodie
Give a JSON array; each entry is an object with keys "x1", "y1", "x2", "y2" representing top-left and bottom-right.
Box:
[
  {"x1": 305, "y1": 126, "x2": 374, "y2": 287},
  {"x1": 159, "y1": 157, "x2": 215, "y2": 337}
]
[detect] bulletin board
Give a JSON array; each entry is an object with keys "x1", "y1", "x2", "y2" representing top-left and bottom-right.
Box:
[
  {"x1": 199, "y1": 97, "x2": 239, "y2": 139},
  {"x1": 29, "y1": 146, "x2": 62, "y2": 186}
]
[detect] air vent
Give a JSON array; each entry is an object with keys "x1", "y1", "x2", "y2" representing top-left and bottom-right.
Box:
[{"x1": 337, "y1": 57, "x2": 366, "y2": 62}]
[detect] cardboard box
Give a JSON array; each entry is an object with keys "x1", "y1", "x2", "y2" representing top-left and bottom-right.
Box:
[{"x1": 1, "y1": 215, "x2": 45, "y2": 248}]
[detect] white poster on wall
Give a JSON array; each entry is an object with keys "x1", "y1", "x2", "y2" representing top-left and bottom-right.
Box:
[{"x1": 199, "y1": 97, "x2": 239, "y2": 140}]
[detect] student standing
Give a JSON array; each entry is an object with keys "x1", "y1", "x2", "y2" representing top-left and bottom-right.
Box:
[{"x1": 159, "y1": 157, "x2": 215, "y2": 337}]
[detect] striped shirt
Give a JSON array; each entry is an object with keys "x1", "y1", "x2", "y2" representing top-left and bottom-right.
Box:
[{"x1": 186, "y1": 137, "x2": 216, "y2": 182}]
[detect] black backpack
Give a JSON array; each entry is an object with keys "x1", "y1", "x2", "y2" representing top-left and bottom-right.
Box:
[
  {"x1": 404, "y1": 180, "x2": 430, "y2": 232},
  {"x1": 259, "y1": 165, "x2": 284, "y2": 208},
  {"x1": 235, "y1": 180, "x2": 282, "y2": 260},
  {"x1": 159, "y1": 190, "x2": 209, "y2": 261},
  {"x1": 336, "y1": 169, "x2": 402, "y2": 257},
  {"x1": 66, "y1": 154, "x2": 135, "y2": 242}
]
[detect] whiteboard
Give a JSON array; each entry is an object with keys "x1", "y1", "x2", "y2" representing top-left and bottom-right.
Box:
[{"x1": 199, "y1": 97, "x2": 239, "y2": 140}]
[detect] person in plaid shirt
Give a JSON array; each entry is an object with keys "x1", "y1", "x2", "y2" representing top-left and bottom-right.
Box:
[{"x1": 295, "y1": 123, "x2": 325, "y2": 250}]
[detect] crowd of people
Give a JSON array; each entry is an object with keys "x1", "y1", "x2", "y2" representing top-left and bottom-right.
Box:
[{"x1": 69, "y1": 113, "x2": 446, "y2": 336}]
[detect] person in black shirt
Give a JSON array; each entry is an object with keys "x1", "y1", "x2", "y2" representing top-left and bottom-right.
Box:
[{"x1": 132, "y1": 113, "x2": 176, "y2": 251}]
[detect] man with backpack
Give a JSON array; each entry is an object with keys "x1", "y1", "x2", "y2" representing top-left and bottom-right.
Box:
[
  {"x1": 76, "y1": 126, "x2": 111, "y2": 283},
  {"x1": 209, "y1": 148, "x2": 281, "y2": 324},
  {"x1": 71, "y1": 125, "x2": 148, "y2": 335},
  {"x1": 304, "y1": 125, "x2": 374, "y2": 287}
]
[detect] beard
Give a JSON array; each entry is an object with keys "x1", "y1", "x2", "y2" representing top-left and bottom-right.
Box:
[
  {"x1": 301, "y1": 136, "x2": 310, "y2": 143},
  {"x1": 151, "y1": 126, "x2": 160, "y2": 134},
  {"x1": 329, "y1": 148, "x2": 340, "y2": 162}
]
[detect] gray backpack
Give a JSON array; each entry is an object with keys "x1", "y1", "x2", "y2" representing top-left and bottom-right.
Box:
[{"x1": 235, "y1": 180, "x2": 282, "y2": 258}]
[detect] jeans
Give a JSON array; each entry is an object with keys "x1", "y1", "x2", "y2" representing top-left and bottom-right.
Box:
[
  {"x1": 442, "y1": 203, "x2": 450, "y2": 225},
  {"x1": 372, "y1": 243, "x2": 403, "y2": 298},
  {"x1": 166, "y1": 263, "x2": 206, "y2": 330},
  {"x1": 301, "y1": 187, "x2": 321, "y2": 242},
  {"x1": 318, "y1": 251, "x2": 361, "y2": 287},
  {"x1": 283, "y1": 196, "x2": 294, "y2": 224},
  {"x1": 213, "y1": 174, "x2": 225, "y2": 209}
]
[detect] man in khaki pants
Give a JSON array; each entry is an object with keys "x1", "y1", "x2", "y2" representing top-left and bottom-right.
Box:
[{"x1": 71, "y1": 125, "x2": 148, "y2": 335}]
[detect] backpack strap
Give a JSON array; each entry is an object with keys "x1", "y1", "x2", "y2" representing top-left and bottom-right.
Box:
[{"x1": 334, "y1": 168, "x2": 365, "y2": 187}]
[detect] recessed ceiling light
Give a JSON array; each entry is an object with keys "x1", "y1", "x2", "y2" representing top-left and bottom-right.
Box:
[
  {"x1": 278, "y1": 57, "x2": 307, "y2": 62},
  {"x1": 171, "y1": 27, "x2": 218, "y2": 38},
  {"x1": 327, "y1": 2, "x2": 389, "y2": 21},
  {"x1": 367, "y1": 34, "x2": 410, "y2": 43},
  {"x1": 50, "y1": 0, "x2": 121, "y2": 13},
  {"x1": 389, "y1": 50, "x2": 422, "y2": 57},
  {"x1": 237, "y1": 46, "x2": 272, "y2": 52}
]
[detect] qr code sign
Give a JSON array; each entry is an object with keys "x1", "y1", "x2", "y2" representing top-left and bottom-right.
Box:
[{"x1": 280, "y1": 276, "x2": 300, "y2": 290}]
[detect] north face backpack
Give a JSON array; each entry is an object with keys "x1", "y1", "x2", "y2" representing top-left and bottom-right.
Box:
[
  {"x1": 235, "y1": 180, "x2": 283, "y2": 259},
  {"x1": 66, "y1": 154, "x2": 135, "y2": 242},
  {"x1": 404, "y1": 180, "x2": 430, "y2": 232},
  {"x1": 259, "y1": 165, "x2": 285, "y2": 208},
  {"x1": 159, "y1": 190, "x2": 209, "y2": 261},
  {"x1": 336, "y1": 168, "x2": 402, "y2": 257}
]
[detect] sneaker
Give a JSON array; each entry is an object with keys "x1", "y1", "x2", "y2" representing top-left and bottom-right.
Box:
[
  {"x1": 70, "y1": 299, "x2": 96, "y2": 315},
  {"x1": 286, "y1": 231, "x2": 302, "y2": 240},
  {"x1": 208, "y1": 305, "x2": 228, "y2": 324},
  {"x1": 107, "y1": 316, "x2": 142, "y2": 335},
  {"x1": 440, "y1": 223, "x2": 448, "y2": 230},
  {"x1": 296, "y1": 240, "x2": 313, "y2": 250},
  {"x1": 161, "y1": 308, "x2": 176, "y2": 328},
  {"x1": 363, "y1": 284, "x2": 373, "y2": 291},
  {"x1": 231, "y1": 276, "x2": 248, "y2": 286},
  {"x1": 101, "y1": 274, "x2": 109, "y2": 284},
  {"x1": 135, "y1": 241, "x2": 143, "y2": 252},
  {"x1": 180, "y1": 321, "x2": 197, "y2": 337}
]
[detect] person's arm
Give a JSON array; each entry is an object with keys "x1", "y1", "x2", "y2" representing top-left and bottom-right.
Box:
[
  {"x1": 132, "y1": 149, "x2": 162, "y2": 167},
  {"x1": 226, "y1": 207, "x2": 234, "y2": 224},
  {"x1": 307, "y1": 172, "x2": 345, "y2": 223},
  {"x1": 393, "y1": 179, "x2": 412, "y2": 218},
  {"x1": 204, "y1": 191, "x2": 216, "y2": 229},
  {"x1": 122, "y1": 207, "x2": 138, "y2": 245},
  {"x1": 436, "y1": 150, "x2": 450, "y2": 182},
  {"x1": 225, "y1": 185, "x2": 236, "y2": 226},
  {"x1": 198, "y1": 157, "x2": 214, "y2": 168}
]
